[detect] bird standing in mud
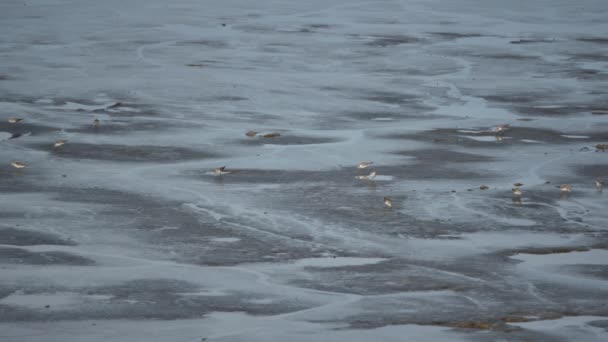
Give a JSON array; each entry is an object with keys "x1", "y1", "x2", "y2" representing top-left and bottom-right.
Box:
[
  {"x1": 357, "y1": 161, "x2": 374, "y2": 169},
  {"x1": 492, "y1": 124, "x2": 510, "y2": 133},
  {"x1": 356, "y1": 170, "x2": 376, "y2": 180},
  {"x1": 512, "y1": 187, "x2": 522, "y2": 197},
  {"x1": 594, "y1": 180, "x2": 605, "y2": 190},
  {"x1": 384, "y1": 196, "x2": 392, "y2": 208},
  {"x1": 213, "y1": 166, "x2": 231, "y2": 176},
  {"x1": 557, "y1": 184, "x2": 572, "y2": 192},
  {"x1": 10, "y1": 161, "x2": 26, "y2": 169},
  {"x1": 54, "y1": 139, "x2": 67, "y2": 148},
  {"x1": 8, "y1": 118, "x2": 23, "y2": 124},
  {"x1": 246, "y1": 130, "x2": 258, "y2": 137}
]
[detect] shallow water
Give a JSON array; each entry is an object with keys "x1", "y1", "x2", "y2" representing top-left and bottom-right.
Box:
[{"x1": 1, "y1": 0, "x2": 608, "y2": 341}]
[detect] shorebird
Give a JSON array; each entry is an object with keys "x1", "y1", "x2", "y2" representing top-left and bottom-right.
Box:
[
  {"x1": 480, "y1": 185, "x2": 489, "y2": 190},
  {"x1": 54, "y1": 139, "x2": 67, "y2": 148},
  {"x1": 8, "y1": 118, "x2": 23, "y2": 124},
  {"x1": 557, "y1": 184, "x2": 572, "y2": 192},
  {"x1": 10, "y1": 161, "x2": 26, "y2": 169},
  {"x1": 356, "y1": 170, "x2": 376, "y2": 180},
  {"x1": 596, "y1": 144, "x2": 606, "y2": 152},
  {"x1": 357, "y1": 161, "x2": 374, "y2": 169},
  {"x1": 213, "y1": 166, "x2": 231, "y2": 176},
  {"x1": 594, "y1": 180, "x2": 605, "y2": 190},
  {"x1": 93, "y1": 118, "x2": 100, "y2": 127},
  {"x1": 491, "y1": 124, "x2": 510, "y2": 133},
  {"x1": 262, "y1": 132, "x2": 281, "y2": 138},
  {"x1": 246, "y1": 130, "x2": 258, "y2": 137},
  {"x1": 384, "y1": 197, "x2": 392, "y2": 208},
  {"x1": 512, "y1": 187, "x2": 522, "y2": 196}
]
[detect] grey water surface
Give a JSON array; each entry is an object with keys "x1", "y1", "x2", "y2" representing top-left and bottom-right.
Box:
[{"x1": 1, "y1": 0, "x2": 608, "y2": 341}]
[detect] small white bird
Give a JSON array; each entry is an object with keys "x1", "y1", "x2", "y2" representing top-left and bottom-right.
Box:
[
  {"x1": 54, "y1": 139, "x2": 67, "y2": 148},
  {"x1": 492, "y1": 124, "x2": 510, "y2": 133},
  {"x1": 594, "y1": 180, "x2": 605, "y2": 189},
  {"x1": 356, "y1": 170, "x2": 376, "y2": 180},
  {"x1": 11, "y1": 161, "x2": 26, "y2": 169},
  {"x1": 384, "y1": 197, "x2": 392, "y2": 208},
  {"x1": 8, "y1": 118, "x2": 23, "y2": 124},
  {"x1": 213, "y1": 166, "x2": 231, "y2": 176},
  {"x1": 557, "y1": 184, "x2": 572, "y2": 192},
  {"x1": 357, "y1": 161, "x2": 374, "y2": 169},
  {"x1": 512, "y1": 187, "x2": 522, "y2": 196}
]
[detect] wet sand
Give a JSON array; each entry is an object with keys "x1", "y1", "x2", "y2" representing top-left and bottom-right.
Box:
[{"x1": 1, "y1": 0, "x2": 608, "y2": 341}]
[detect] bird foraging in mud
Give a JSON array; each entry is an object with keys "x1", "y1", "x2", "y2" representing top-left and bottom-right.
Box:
[
  {"x1": 245, "y1": 130, "x2": 258, "y2": 137},
  {"x1": 357, "y1": 161, "x2": 374, "y2": 169},
  {"x1": 213, "y1": 166, "x2": 231, "y2": 176},
  {"x1": 596, "y1": 144, "x2": 606, "y2": 152},
  {"x1": 54, "y1": 139, "x2": 67, "y2": 148},
  {"x1": 8, "y1": 118, "x2": 23, "y2": 124},
  {"x1": 512, "y1": 187, "x2": 522, "y2": 197},
  {"x1": 491, "y1": 124, "x2": 510, "y2": 133},
  {"x1": 479, "y1": 185, "x2": 489, "y2": 190},
  {"x1": 10, "y1": 161, "x2": 26, "y2": 169},
  {"x1": 594, "y1": 180, "x2": 605, "y2": 190},
  {"x1": 557, "y1": 184, "x2": 572, "y2": 192},
  {"x1": 384, "y1": 196, "x2": 392, "y2": 208},
  {"x1": 356, "y1": 170, "x2": 376, "y2": 180}
]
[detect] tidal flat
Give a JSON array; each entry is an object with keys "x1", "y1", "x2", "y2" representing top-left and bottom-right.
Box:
[{"x1": 1, "y1": 0, "x2": 608, "y2": 341}]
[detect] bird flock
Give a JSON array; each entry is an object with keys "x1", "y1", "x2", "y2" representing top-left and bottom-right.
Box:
[
  {"x1": 5, "y1": 119, "x2": 606, "y2": 208},
  {"x1": 204, "y1": 124, "x2": 606, "y2": 209},
  {"x1": 7, "y1": 116, "x2": 100, "y2": 169}
]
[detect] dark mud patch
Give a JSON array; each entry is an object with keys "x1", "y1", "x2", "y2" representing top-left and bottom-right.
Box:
[
  {"x1": 510, "y1": 38, "x2": 556, "y2": 44},
  {"x1": 67, "y1": 120, "x2": 190, "y2": 134},
  {"x1": 0, "y1": 121, "x2": 59, "y2": 135},
  {"x1": 504, "y1": 246, "x2": 590, "y2": 257},
  {"x1": 32, "y1": 143, "x2": 217, "y2": 162},
  {"x1": 561, "y1": 68, "x2": 608, "y2": 81},
  {"x1": 290, "y1": 259, "x2": 470, "y2": 296},
  {"x1": 514, "y1": 104, "x2": 608, "y2": 116},
  {"x1": 475, "y1": 53, "x2": 541, "y2": 61},
  {"x1": 558, "y1": 264, "x2": 608, "y2": 280},
  {"x1": 482, "y1": 92, "x2": 560, "y2": 105},
  {"x1": 363, "y1": 91, "x2": 421, "y2": 105},
  {"x1": 0, "y1": 247, "x2": 94, "y2": 265},
  {"x1": 574, "y1": 164, "x2": 608, "y2": 178},
  {"x1": 576, "y1": 37, "x2": 608, "y2": 44},
  {"x1": 239, "y1": 135, "x2": 340, "y2": 146},
  {"x1": 428, "y1": 32, "x2": 483, "y2": 40},
  {"x1": 365, "y1": 35, "x2": 424, "y2": 47},
  {"x1": 213, "y1": 95, "x2": 249, "y2": 102},
  {"x1": 174, "y1": 40, "x2": 228, "y2": 48},
  {"x1": 0, "y1": 227, "x2": 75, "y2": 246},
  {"x1": 568, "y1": 53, "x2": 608, "y2": 62},
  {"x1": 392, "y1": 149, "x2": 495, "y2": 163},
  {"x1": 384, "y1": 127, "x2": 608, "y2": 147}
]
